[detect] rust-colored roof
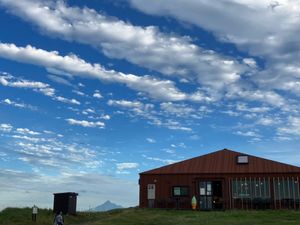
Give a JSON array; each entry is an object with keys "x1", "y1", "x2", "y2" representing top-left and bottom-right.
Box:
[{"x1": 141, "y1": 149, "x2": 300, "y2": 175}]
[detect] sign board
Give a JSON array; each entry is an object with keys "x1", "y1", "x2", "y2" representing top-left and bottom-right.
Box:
[{"x1": 147, "y1": 184, "x2": 155, "y2": 200}]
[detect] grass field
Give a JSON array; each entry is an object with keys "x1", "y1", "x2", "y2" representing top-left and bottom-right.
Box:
[{"x1": 1, "y1": 207, "x2": 300, "y2": 225}]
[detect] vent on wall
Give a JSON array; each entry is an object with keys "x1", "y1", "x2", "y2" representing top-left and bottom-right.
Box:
[{"x1": 237, "y1": 155, "x2": 249, "y2": 164}]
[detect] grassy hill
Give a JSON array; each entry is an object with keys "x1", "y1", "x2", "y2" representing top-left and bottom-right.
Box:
[{"x1": 1, "y1": 207, "x2": 300, "y2": 225}]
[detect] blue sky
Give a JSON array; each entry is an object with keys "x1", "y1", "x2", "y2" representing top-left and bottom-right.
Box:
[{"x1": 1, "y1": 0, "x2": 300, "y2": 210}]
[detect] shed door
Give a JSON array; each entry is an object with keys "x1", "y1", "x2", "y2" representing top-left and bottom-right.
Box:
[
  {"x1": 147, "y1": 184, "x2": 155, "y2": 199},
  {"x1": 147, "y1": 184, "x2": 155, "y2": 208}
]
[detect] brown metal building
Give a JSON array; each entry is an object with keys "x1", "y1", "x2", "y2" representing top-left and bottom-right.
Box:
[{"x1": 139, "y1": 149, "x2": 300, "y2": 210}]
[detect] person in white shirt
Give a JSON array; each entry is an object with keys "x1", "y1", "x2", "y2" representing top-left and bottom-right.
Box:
[{"x1": 32, "y1": 205, "x2": 38, "y2": 222}]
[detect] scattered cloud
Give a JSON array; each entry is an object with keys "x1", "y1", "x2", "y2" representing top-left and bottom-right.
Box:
[
  {"x1": 0, "y1": 123, "x2": 13, "y2": 132},
  {"x1": 143, "y1": 155, "x2": 178, "y2": 165},
  {"x1": 1, "y1": 98, "x2": 37, "y2": 110},
  {"x1": 146, "y1": 138, "x2": 156, "y2": 143},
  {"x1": 16, "y1": 128, "x2": 40, "y2": 135},
  {"x1": 277, "y1": 116, "x2": 300, "y2": 138},
  {"x1": 129, "y1": 0, "x2": 300, "y2": 103},
  {"x1": 0, "y1": 43, "x2": 209, "y2": 102},
  {"x1": 0, "y1": 72, "x2": 82, "y2": 106},
  {"x1": 66, "y1": 118, "x2": 105, "y2": 129},
  {"x1": 235, "y1": 130, "x2": 261, "y2": 138},
  {"x1": 47, "y1": 74, "x2": 73, "y2": 86},
  {"x1": 54, "y1": 96, "x2": 80, "y2": 105},
  {"x1": 0, "y1": 0, "x2": 248, "y2": 90},
  {"x1": 116, "y1": 162, "x2": 139, "y2": 171},
  {"x1": 93, "y1": 90, "x2": 103, "y2": 99},
  {"x1": 0, "y1": 73, "x2": 55, "y2": 97}
]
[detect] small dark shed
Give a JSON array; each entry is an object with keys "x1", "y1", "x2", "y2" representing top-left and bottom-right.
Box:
[{"x1": 53, "y1": 192, "x2": 78, "y2": 214}]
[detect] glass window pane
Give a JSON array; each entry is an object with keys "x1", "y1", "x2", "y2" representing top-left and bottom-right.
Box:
[
  {"x1": 173, "y1": 187, "x2": 181, "y2": 196},
  {"x1": 200, "y1": 182, "x2": 206, "y2": 195},
  {"x1": 181, "y1": 187, "x2": 189, "y2": 196},
  {"x1": 207, "y1": 183, "x2": 212, "y2": 195}
]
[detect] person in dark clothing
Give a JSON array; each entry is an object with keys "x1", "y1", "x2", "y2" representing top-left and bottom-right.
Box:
[{"x1": 53, "y1": 211, "x2": 64, "y2": 225}]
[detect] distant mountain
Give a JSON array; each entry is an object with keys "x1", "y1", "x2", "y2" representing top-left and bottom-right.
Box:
[{"x1": 91, "y1": 200, "x2": 123, "y2": 212}]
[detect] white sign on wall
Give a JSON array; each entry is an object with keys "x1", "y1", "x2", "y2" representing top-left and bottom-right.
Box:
[{"x1": 147, "y1": 184, "x2": 155, "y2": 200}]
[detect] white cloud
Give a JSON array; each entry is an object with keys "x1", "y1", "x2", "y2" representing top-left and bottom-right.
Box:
[
  {"x1": 12, "y1": 135, "x2": 40, "y2": 143},
  {"x1": 108, "y1": 99, "x2": 145, "y2": 109},
  {"x1": 256, "y1": 117, "x2": 279, "y2": 126},
  {"x1": 2, "y1": 98, "x2": 37, "y2": 110},
  {"x1": 0, "y1": 123, "x2": 13, "y2": 132},
  {"x1": 83, "y1": 108, "x2": 95, "y2": 115},
  {"x1": 93, "y1": 91, "x2": 103, "y2": 99},
  {"x1": 170, "y1": 142, "x2": 186, "y2": 149},
  {"x1": 236, "y1": 103, "x2": 270, "y2": 113},
  {"x1": 129, "y1": 0, "x2": 300, "y2": 100},
  {"x1": 277, "y1": 116, "x2": 300, "y2": 137},
  {"x1": 72, "y1": 89, "x2": 86, "y2": 96},
  {"x1": 143, "y1": 155, "x2": 178, "y2": 165},
  {"x1": 116, "y1": 162, "x2": 139, "y2": 171},
  {"x1": 146, "y1": 138, "x2": 156, "y2": 143},
  {"x1": 54, "y1": 96, "x2": 81, "y2": 105},
  {"x1": 108, "y1": 99, "x2": 193, "y2": 132},
  {"x1": 48, "y1": 74, "x2": 74, "y2": 86},
  {"x1": 0, "y1": 43, "x2": 204, "y2": 102},
  {"x1": 235, "y1": 130, "x2": 261, "y2": 138},
  {"x1": 100, "y1": 115, "x2": 111, "y2": 120},
  {"x1": 226, "y1": 88, "x2": 286, "y2": 107},
  {"x1": 0, "y1": 72, "x2": 83, "y2": 106},
  {"x1": 0, "y1": 0, "x2": 247, "y2": 90},
  {"x1": 161, "y1": 120, "x2": 192, "y2": 132},
  {"x1": 160, "y1": 102, "x2": 204, "y2": 119},
  {"x1": 16, "y1": 128, "x2": 40, "y2": 135},
  {"x1": 0, "y1": 73, "x2": 55, "y2": 97},
  {"x1": 66, "y1": 118, "x2": 105, "y2": 128}
]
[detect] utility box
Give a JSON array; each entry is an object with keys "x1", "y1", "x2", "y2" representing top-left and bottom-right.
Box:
[{"x1": 53, "y1": 192, "x2": 78, "y2": 215}]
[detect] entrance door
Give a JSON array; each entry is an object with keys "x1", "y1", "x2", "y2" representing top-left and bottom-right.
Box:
[
  {"x1": 199, "y1": 181, "x2": 213, "y2": 210},
  {"x1": 199, "y1": 180, "x2": 223, "y2": 210}
]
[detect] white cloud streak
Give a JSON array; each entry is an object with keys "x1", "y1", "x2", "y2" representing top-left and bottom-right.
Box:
[
  {"x1": 0, "y1": 43, "x2": 208, "y2": 102},
  {"x1": 1, "y1": 98, "x2": 37, "y2": 110},
  {"x1": 130, "y1": 0, "x2": 300, "y2": 99},
  {"x1": 0, "y1": 0, "x2": 247, "y2": 89},
  {"x1": 0, "y1": 72, "x2": 80, "y2": 105},
  {"x1": 116, "y1": 162, "x2": 139, "y2": 171},
  {"x1": 66, "y1": 118, "x2": 105, "y2": 128}
]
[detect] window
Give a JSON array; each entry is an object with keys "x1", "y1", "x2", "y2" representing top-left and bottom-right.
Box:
[
  {"x1": 173, "y1": 186, "x2": 189, "y2": 197},
  {"x1": 273, "y1": 177, "x2": 300, "y2": 200},
  {"x1": 237, "y1": 155, "x2": 249, "y2": 164},
  {"x1": 232, "y1": 178, "x2": 270, "y2": 199}
]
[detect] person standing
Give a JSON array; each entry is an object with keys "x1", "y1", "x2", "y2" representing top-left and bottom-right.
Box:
[
  {"x1": 53, "y1": 211, "x2": 64, "y2": 225},
  {"x1": 32, "y1": 205, "x2": 38, "y2": 222}
]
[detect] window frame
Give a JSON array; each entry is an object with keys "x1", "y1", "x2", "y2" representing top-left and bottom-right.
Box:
[{"x1": 172, "y1": 186, "x2": 189, "y2": 197}]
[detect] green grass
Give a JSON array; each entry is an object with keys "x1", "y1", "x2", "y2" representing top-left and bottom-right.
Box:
[{"x1": 1, "y1": 207, "x2": 300, "y2": 225}]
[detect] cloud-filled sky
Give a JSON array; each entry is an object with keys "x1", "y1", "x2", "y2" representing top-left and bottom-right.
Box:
[{"x1": 1, "y1": 0, "x2": 300, "y2": 210}]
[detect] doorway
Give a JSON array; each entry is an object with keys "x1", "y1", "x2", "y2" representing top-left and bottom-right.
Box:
[{"x1": 199, "y1": 180, "x2": 223, "y2": 210}]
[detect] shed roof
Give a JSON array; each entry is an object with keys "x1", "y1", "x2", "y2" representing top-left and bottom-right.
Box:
[
  {"x1": 141, "y1": 149, "x2": 300, "y2": 175},
  {"x1": 53, "y1": 192, "x2": 78, "y2": 196}
]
